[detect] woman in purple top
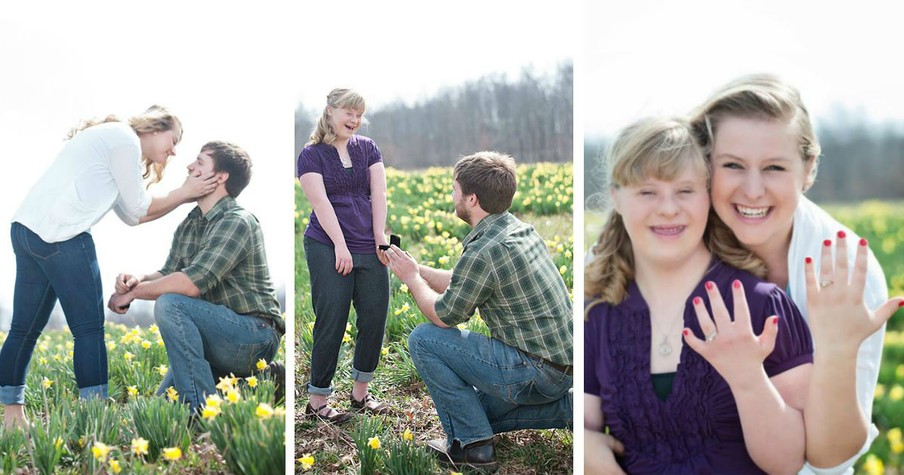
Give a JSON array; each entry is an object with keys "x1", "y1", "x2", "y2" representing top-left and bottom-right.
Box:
[
  {"x1": 583, "y1": 117, "x2": 813, "y2": 474},
  {"x1": 298, "y1": 89, "x2": 391, "y2": 423}
]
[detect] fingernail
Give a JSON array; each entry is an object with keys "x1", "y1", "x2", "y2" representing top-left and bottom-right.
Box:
[
  {"x1": 773, "y1": 317, "x2": 779, "y2": 325},
  {"x1": 823, "y1": 240, "x2": 832, "y2": 247},
  {"x1": 683, "y1": 329, "x2": 689, "y2": 337},
  {"x1": 899, "y1": 301, "x2": 904, "y2": 307},
  {"x1": 705, "y1": 281, "x2": 714, "y2": 290},
  {"x1": 805, "y1": 257, "x2": 812, "y2": 264},
  {"x1": 837, "y1": 230, "x2": 846, "y2": 239},
  {"x1": 733, "y1": 280, "x2": 741, "y2": 289},
  {"x1": 860, "y1": 238, "x2": 868, "y2": 246},
  {"x1": 693, "y1": 297, "x2": 702, "y2": 305}
]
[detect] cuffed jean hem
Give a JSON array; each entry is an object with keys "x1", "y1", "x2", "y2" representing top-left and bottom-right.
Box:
[
  {"x1": 351, "y1": 367, "x2": 375, "y2": 383},
  {"x1": 79, "y1": 383, "x2": 108, "y2": 400},
  {"x1": 0, "y1": 385, "x2": 25, "y2": 405},
  {"x1": 307, "y1": 383, "x2": 332, "y2": 396}
]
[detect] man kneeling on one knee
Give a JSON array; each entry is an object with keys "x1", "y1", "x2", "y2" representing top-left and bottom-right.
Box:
[
  {"x1": 107, "y1": 141, "x2": 284, "y2": 412},
  {"x1": 385, "y1": 152, "x2": 573, "y2": 472}
]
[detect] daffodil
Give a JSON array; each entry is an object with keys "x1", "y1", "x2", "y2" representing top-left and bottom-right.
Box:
[
  {"x1": 140, "y1": 340, "x2": 151, "y2": 349},
  {"x1": 890, "y1": 385, "x2": 904, "y2": 401},
  {"x1": 255, "y1": 403, "x2": 274, "y2": 419},
  {"x1": 256, "y1": 358, "x2": 268, "y2": 371},
  {"x1": 403, "y1": 428, "x2": 413, "y2": 441},
  {"x1": 41, "y1": 377, "x2": 54, "y2": 389},
  {"x1": 201, "y1": 405, "x2": 220, "y2": 420},
  {"x1": 367, "y1": 436, "x2": 381, "y2": 450},
  {"x1": 246, "y1": 376, "x2": 258, "y2": 388},
  {"x1": 131, "y1": 437, "x2": 149, "y2": 457},
  {"x1": 108, "y1": 459, "x2": 122, "y2": 474},
  {"x1": 156, "y1": 365, "x2": 169, "y2": 376},
  {"x1": 225, "y1": 389, "x2": 241, "y2": 403},
  {"x1": 91, "y1": 442, "x2": 112, "y2": 461},
  {"x1": 889, "y1": 427, "x2": 904, "y2": 454},
  {"x1": 162, "y1": 447, "x2": 182, "y2": 461},
  {"x1": 165, "y1": 386, "x2": 179, "y2": 403},
  {"x1": 216, "y1": 376, "x2": 235, "y2": 392},
  {"x1": 205, "y1": 394, "x2": 223, "y2": 408},
  {"x1": 298, "y1": 454, "x2": 314, "y2": 471},
  {"x1": 126, "y1": 386, "x2": 139, "y2": 398},
  {"x1": 862, "y1": 454, "x2": 884, "y2": 475}
]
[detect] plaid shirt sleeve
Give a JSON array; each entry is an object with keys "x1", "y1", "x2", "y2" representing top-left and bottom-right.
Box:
[
  {"x1": 434, "y1": 248, "x2": 496, "y2": 326},
  {"x1": 181, "y1": 215, "x2": 250, "y2": 295}
]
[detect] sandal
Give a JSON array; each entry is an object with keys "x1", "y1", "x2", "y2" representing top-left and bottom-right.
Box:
[
  {"x1": 304, "y1": 402, "x2": 352, "y2": 424},
  {"x1": 350, "y1": 392, "x2": 391, "y2": 415}
]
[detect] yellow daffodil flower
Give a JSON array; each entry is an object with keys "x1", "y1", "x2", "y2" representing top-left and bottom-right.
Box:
[{"x1": 162, "y1": 447, "x2": 182, "y2": 461}]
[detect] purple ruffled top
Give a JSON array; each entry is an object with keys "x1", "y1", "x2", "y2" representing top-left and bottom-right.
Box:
[
  {"x1": 297, "y1": 135, "x2": 383, "y2": 254},
  {"x1": 585, "y1": 260, "x2": 813, "y2": 474}
]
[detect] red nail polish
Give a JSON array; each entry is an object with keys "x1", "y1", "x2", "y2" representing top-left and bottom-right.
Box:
[
  {"x1": 837, "y1": 230, "x2": 846, "y2": 239},
  {"x1": 899, "y1": 301, "x2": 904, "y2": 307},
  {"x1": 733, "y1": 280, "x2": 741, "y2": 289},
  {"x1": 683, "y1": 329, "x2": 690, "y2": 336},
  {"x1": 860, "y1": 238, "x2": 868, "y2": 246},
  {"x1": 823, "y1": 240, "x2": 831, "y2": 247},
  {"x1": 805, "y1": 257, "x2": 812, "y2": 264},
  {"x1": 773, "y1": 317, "x2": 779, "y2": 325},
  {"x1": 693, "y1": 297, "x2": 702, "y2": 305},
  {"x1": 705, "y1": 281, "x2": 714, "y2": 290}
]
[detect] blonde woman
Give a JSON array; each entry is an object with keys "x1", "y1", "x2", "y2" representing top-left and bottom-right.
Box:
[
  {"x1": 690, "y1": 74, "x2": 904, "y2": 473},
  {"x1": 298, "y1": 89, "x2": 391, "y2": 423},
  {"x1": 0, "y1": 106, "x2": 217, "y2": 429},
  {"x1": 584, "y1": 117, "x2": 813, "y2": 474}
]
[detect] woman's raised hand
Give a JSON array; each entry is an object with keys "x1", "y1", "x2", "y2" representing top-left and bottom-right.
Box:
[
  {"x1": 180, "y1": 170, "x2": 218, "y2": 200},
  {"x1": 684, "y1": 280, "x2": 779, "y2": 386},
  {"x1": 805, "y1": 231, "x2": 904, "y2": 356}
]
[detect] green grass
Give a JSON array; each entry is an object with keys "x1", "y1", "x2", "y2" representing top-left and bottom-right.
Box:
[
  {"x1": 0, "y1": 324, "x2": 286, "y2": 474},
  {"x1": 295, "y1": 164, "x2": 574, "y2": 474}
]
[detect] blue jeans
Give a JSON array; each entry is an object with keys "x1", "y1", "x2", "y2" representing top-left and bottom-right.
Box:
[
  {"x1": 0, "y1": 222, "x2": 107, "y2": 404},
  {"x1": 407, "y1": 324, "x2": 573, "y2": 447},
  {"x1": 153, "y1": 294, "x2": 280, "y2": 411},
  {"x1": 304, "y1": 237, "x2": 389, "y2": 395}
]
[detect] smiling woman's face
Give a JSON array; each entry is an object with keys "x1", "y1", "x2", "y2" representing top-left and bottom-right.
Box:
[
  {"x1": 328, "y1": 106, "x2": 364, "y2": 140},
  {"x1": 709, "y1": 116, "x2": 813, "y2": 255}
]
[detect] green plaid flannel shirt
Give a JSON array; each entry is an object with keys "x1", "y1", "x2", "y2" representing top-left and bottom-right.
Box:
[
  {"x1": 434, "y1": 212, "x2": 573, "y2": 365},
  {"x1": 159, "y1": 197, "x2": 284, "y2": 335}
]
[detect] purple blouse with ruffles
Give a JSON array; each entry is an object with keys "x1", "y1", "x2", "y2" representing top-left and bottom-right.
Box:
[
  {"x1": 297, "y1": 135, "x2": 383, "y2": 254},
  {"x1": 584, "y1": 260, "x2": 813, "y2": 474}
]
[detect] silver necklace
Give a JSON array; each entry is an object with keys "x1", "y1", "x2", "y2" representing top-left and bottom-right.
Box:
[{"x1": 651, "y1": 305, "x2": 686, "y2": 356}]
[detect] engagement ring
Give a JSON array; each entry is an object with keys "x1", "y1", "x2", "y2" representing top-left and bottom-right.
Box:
[
  {"x1": 706, "y1": 331, "x2": 718, "y2": 342},
  {"x1": 820, "y1": 280, "x2": 834, "y2": 288}
]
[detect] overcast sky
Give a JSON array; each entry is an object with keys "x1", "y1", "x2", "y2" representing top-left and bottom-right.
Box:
[
  {"x1": 583, "y1": 0, "x2": 904, "y2": 138},
  {"x1": 0, "y1": 3, "x2": 297, "y2": 327}
]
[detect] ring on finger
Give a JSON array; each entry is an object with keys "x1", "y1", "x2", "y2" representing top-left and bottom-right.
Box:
[
  {"x1": 819, "y1": 280, "x2": 834, "y2": 288},
  {"x1": 705, "y1": 330, "x2": 718, "y2": 342}
]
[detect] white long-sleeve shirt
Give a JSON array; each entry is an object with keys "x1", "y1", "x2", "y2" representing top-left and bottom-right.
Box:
[
  {"x1": 12, "y1": 122, "x2": 152, "y2": 242},
  {"x1": 790, "y1": 195, "x2": 888, "y2": 475}
]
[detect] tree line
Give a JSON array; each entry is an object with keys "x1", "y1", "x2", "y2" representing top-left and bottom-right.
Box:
[
  {"x1": 295, "y1": 63, "x2": 573, "y2": 169},
  {"x1": 585, "y1": 114, "x2": 904, "y2": 205}
]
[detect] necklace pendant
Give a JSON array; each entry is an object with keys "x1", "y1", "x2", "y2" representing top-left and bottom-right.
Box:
[{"x1": 658, "y1": 336, "x2": 672, "y2": 356}]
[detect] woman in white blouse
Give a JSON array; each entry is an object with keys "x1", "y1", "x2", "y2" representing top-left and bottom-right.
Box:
[{"x1": 0, "y1": 106, "x2": 216, "y2": 429}]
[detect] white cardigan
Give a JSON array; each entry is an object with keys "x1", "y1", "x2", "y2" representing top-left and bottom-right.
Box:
[
  {"x1": 12, "y1": 122, "x2": 152, "y2": 243},
  {"x1": 790, "y1": 196, "x2": 888, "y2": 475}
]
